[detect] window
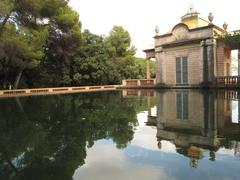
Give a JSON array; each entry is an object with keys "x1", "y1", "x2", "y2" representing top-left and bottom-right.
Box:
[
  {"x1": 176, "y1": 57, "x2": 188, "y2": 84},
  {"x1": 176, "y1": 92, "x2": 188, "y2": 119}
]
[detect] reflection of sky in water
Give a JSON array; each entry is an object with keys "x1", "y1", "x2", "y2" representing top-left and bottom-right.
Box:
[
  {"x1": 73, "y1": 110, "x2": 240, "y2": 180},
  {"x1": 232, "y1": 101, "x2": 239, "y2": 124}
]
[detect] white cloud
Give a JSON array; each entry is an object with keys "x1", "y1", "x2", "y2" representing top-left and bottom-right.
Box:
[{"x1": 73, "y1": 142, "x2": 176, "y2": 180}]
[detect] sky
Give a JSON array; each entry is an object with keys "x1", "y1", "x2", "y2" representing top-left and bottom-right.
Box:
[{"x1": 69, "y1": 0, "x2": 240, "y2": 57}]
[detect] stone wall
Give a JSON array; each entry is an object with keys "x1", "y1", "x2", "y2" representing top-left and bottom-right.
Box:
[
  {"x1": 156, "y1": 43, "x2": 203, "y2": 85},
  {"x1": 157, "y1": 91, "x2": 204, "y2": 130}
]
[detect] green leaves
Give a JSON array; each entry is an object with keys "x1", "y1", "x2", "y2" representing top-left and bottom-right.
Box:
[
  {"x1": 220, "y1": 32, "x2": 240, "y2": 49},
  {"x1": 0, "y1": 0, "x2": 80, "y2": 88},
  {"x1": 0, "y1": 0, "x2": 14, "y2": 15},
  {"x1": 105, "y1": 25, "x2": 134, "y2": 58},
  {"x1": 0, "y1": 1, "x2": 152, "y2": 89}
]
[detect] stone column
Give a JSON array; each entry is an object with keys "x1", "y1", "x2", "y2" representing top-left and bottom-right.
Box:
[
  {"x1": 155, "y1": 46, "x2": 164, "y2": 84},
  {"x1": 204, "y1": 39, "x2": 217, "y2": 84},
  {"x1": 146, "y1": 58, "x2": 151, "y2": 80},
  {"x1": 203, "y1": 90, "x2": 216, "y2": 137},
  {"x1": 238, "y1": 49, "x2": 240, "y2": 76}
]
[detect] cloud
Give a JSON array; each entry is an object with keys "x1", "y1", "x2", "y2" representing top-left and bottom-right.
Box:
[{"x1": 73, "y1": 142, "x2": 175, "y2": 180}]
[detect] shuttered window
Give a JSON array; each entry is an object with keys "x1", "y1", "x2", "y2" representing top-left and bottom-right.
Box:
[
  {"x1": 176, "y1": 57, "x2": 181, "y2": 84},
  {"x1": 176, "y1": 92, "x2": 188, "y2": 120},
  {"x1": 176, "y1": 57, "x2": 188, "y2": 84}
]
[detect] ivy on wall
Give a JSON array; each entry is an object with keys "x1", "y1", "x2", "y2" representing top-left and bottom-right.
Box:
[{"x1": 220, "y1": 32, "x2": 240, "y2": 49}]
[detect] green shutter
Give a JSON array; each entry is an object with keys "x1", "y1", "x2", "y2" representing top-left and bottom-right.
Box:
[
  {"x1": 182, "y1": 57, "x2": 188, "y2": 84},
  {"x1": 176, "y1": 57, "x2": 188, "y2": 84},
  {"x1": 176, "y1": 92, "x2": 182, "y2": 119},
  {"x1": 176, "y1": 57, "x2": 181, "y2": 84},
  {"x1": 176, "y1": 92, "x2": 189, "y2": 120},
  {"x1": 182, "y1": 92, "x2": 188, "y2": 119}
]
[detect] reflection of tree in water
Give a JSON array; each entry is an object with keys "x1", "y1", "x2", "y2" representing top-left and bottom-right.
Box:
[
  {"x1": 222, "y1": 139, "x2": 240, "y2": 158},
  {"x1": 0, "y1": 91, "x2": 144, "y2": 180}
]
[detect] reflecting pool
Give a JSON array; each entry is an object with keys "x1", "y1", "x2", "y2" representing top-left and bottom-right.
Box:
[{"x1": 0, "y1": 90, "x2": 240, "y2": 180}]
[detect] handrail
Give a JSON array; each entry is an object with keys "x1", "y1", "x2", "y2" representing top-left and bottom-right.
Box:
[
  {"x1": 0, "y1": 84, "x2": 122, "y2": 97},
  {"x1": 215, "y1": 76, "x2": 240, "y2": 86},
  {"x1": 122, "y1": 79, "x2": 156, "y2": 87}
]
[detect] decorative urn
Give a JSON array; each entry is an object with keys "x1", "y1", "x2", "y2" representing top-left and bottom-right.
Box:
[
  {"x1": 155, "y1": 26, "x2": 160, "y2": 35},
  {"x1": 208, "y1": 13, "x2": 214, "y2": 24},
  {"x1": 223, "y1": 22, "x2": 228, "y2": 31}
]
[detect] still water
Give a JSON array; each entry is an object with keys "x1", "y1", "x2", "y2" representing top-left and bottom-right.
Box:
[{"x1": 0, "y1": 90, "x2": 240, "y2": 180}]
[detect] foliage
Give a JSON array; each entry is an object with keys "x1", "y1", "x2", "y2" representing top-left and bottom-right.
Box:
[
  {"x1": 220, "y1": 32, "x2": 240, "y2": 49},
  {"x1": 0, "y1": 2, "x2": 153, "y2": 89},
  {"x1": 0, "y1": 0, "x2": 82, "y2": 88},
  {"x1": 72, "y1": 30, "x2": 119, "y2": 85},
  {"x1": 0, "y1": 91, "x2": 146, "y2": 179},
  {"x1": 105, "y1": 26, "x2": 137, "y2": 81}
]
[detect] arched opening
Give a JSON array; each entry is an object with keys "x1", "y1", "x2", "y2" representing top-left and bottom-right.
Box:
[{"x1": 231, "y1": 50, "x2": 238, "y2": 76}]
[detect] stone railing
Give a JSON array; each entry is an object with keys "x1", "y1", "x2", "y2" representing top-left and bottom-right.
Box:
[
  {"x1": 217, "y1": 90, "x2": 239, "y2": 100},
  {"x1": 0, "y1": 85, "x2": 121, "y2": 97},
  {"x1": 122, "y1": 89, "x2": 156, "y2": 97},
  {"x1": 215, "y1": 76, "x2": 240, "y2": 86},
  {"x1": 122, "y1": 79, "x2": 156, "y2": 87}
]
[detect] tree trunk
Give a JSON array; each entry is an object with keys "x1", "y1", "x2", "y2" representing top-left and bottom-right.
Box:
[{"x1": 14, "y1": 69, "x2": 23, "y2": 89}]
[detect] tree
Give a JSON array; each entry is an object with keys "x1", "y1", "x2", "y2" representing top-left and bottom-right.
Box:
[
  {"x1": 105, "y1": 26, "x2": 137, "y2": 82},
  {"x1": 72, "y1": 30, "x2": 119, "y2": 85},
  {"x1": 0, "y1": 0, "x2": 82, "y2": 88},
  {"x1": 37, "y1": 6, "x2": 82, "y2": 87}
]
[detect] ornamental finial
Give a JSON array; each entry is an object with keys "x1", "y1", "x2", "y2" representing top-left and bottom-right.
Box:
[
  {"x1": 223, "y1": 22, "x2": 228, "y2": 31},
  {"x1": 155, "y1": 26, "x2": 159, "y2": 35},
  {"x1": 208, "y1": 13, "x2": 214, "y2": 24}
]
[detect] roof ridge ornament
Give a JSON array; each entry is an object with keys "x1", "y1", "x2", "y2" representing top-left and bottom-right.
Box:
[
  {"x1": 208, "y1": 13, "x2": 214, "y2": 25},
  {"x1": 188, "y1": 4, "x2": 195, "y2": 14},
  {"x1": 181, "y1": 5, "x2": 200, "y2": 22},
  {"x1": 223, "y1": 22, "x2": 228, "y2": 32},
  {"x1": 155, "y1": 26, "x2": 160, "y2": 35}
]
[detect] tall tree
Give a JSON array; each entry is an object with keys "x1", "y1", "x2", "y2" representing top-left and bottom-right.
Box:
[
  {"x1": 0, "y1": 0, "x2": 81, "y2": 88},
  {"x1": 105, "y1": 26, "x2": 137, "y2": 81},
  {"x1": 72, "y1": 30, "x2": 118, "y2": 86}
]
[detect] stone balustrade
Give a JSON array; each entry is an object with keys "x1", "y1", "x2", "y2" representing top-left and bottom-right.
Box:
[
  {"x1": 0, "y1": 85, "x2": 121, "y2": 98},
  {"x1": 215, "y1": 76, "x2": 240, "y2": 86},
  {"x1": 122, "y1": 79, "x2": 156, "y2": 87}
]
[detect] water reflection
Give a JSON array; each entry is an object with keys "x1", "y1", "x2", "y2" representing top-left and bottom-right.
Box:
[
  {"x1": 0, "y1": 90, "x2": 240, "y2": 180},
  {"x1": 143, "y1": 90, "x2": 240, "y2": 168},
  {"x1": 0, "y1": 91, "x2": 150, "y2": 180}
]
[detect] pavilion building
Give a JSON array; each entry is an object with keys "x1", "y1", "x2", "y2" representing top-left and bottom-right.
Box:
[{"x1": 143, "y1": 7, "x2": 239, "y2": 87}]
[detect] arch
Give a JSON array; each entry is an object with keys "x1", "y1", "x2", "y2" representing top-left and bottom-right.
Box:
[{"x1": 171, "y1": 23, "x2": 189, "y2": 33}]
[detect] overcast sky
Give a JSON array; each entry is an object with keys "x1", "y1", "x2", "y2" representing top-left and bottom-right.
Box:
[{"x1": 69, "y1": 0, "x2": 240, "y2": 57}]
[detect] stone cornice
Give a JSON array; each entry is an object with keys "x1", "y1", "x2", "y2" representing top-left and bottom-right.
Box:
[
  {"x1": 154, "y1": 24, "x2": 224, "y2": 39},
  {"x1": 155, "y1": 38, "x2": 208, "y2": 49}
]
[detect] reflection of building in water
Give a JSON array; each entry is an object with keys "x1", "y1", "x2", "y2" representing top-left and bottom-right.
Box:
[{"x1": 146, "y1": 90, "x2": 240, "y2": 168}]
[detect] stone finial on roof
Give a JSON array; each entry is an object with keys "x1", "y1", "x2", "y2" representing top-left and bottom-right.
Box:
[
  {"x1": 223, "y1": 22, "x2": 228, "y2": 31},
  {"x1": 187, "y1": 4, "x2": 196, "y2": 14},
  {"x1": 208, "y1": 13, "x2": 214, "y2": 25},
  {"x1": 181, "y1": 5, "x2": 200, "y2": 21},
  {"x1": 155, "y1": 26, "x2": 160, "y2": 35}
]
